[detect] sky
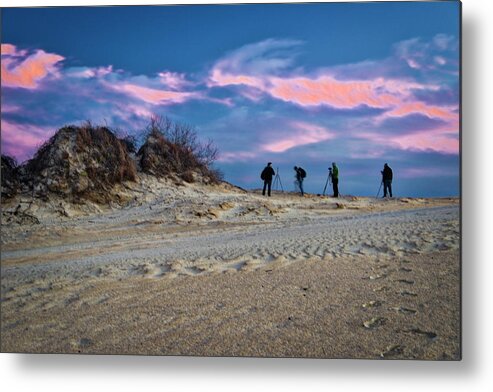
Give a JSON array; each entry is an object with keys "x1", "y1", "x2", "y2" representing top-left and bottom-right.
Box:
[{"x1": 1, "y1": 2, "x2": 460, "y2": 197}]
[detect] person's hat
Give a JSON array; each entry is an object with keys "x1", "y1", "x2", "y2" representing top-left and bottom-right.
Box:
[{"x1": 268, "y1": 162, "x2": 272, "y2": 165}]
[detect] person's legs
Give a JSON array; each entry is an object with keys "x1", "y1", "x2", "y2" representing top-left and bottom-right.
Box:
[
  {"x1": 262, "y1": 181, "x2": 267, "y2": 196},
  {"x1": 299, "y1": 179, "x2": 304, "y2": 196},
  {"x1": 267, "y1": 180, "x2": 272, "y2": 196},
  {"x1": 383, "y1": 181, "x2": 388, "y2": 197},
  {"x1": 333, "y1": 178, "x2": 339, "y2": 197},
  {"x1": 388, "y1": 181, "x2": 392, "y2": 198}
]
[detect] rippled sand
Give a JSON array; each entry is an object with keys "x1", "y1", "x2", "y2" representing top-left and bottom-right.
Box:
[{"x1": 1, "y1": 183, "x2": 460, "y2": 358}]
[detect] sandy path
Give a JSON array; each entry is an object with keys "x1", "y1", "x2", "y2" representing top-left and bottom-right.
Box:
[
  {"x1": 0, "y1": 196, "x2": 460, "y2": 358},
  {"x1": 2, "y1": 205, "x2": 458, "y2": 285}
]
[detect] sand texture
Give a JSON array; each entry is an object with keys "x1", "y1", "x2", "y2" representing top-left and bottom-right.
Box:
[{"x1": 1, "y1": 179, "x2": 460, "y2": 359}]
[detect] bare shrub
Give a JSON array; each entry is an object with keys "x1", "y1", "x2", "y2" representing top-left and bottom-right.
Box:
[
  {"x1": 121, "y1": 135, "x2": 137, "y2": 154},
  {"x1": 181, "y1": 170, "x2": 195, "y2": 183},
  {"x1": 138, "y1": 115, "x2": 221, "y2": 183}
]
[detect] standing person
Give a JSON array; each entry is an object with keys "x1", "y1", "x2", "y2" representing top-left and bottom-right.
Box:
[
  {"x1": 331, "y1": 162, "x2": 339, "y2": 197},
  {"x1": 260, "y1": 162, "x2": 276, "y2": 196},
  {"x1": 381, "y1": 163, "x2": 393, "y2": 198},
  {"x1": 293, "y1": 166, "x2": 306, "y2": 196}
]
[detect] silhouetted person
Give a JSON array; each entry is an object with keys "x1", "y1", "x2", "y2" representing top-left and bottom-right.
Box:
[
  {"x1": 331, "y1": 162, "x2": 339, "y2": 197},
  {"x1": 294, "y1": 166, "x2": 306, "y2": 196},
  {"x1": 261, "y1": 162, "x2": 276, "y2": 196},
  {"x1": 382, "y1": 163, "x2": 393, "y2": 198}
]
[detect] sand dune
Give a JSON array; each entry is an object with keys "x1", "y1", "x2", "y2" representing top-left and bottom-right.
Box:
[{"x1": 0, "y1": 180, "x2": 460, "y2": 358}]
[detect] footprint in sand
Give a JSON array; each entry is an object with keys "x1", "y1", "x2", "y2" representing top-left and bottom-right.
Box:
[
  {"x1": 389, "y1": 306, "x2": 417, "y2": 315},
  {"x1": 395, "y1": 279, "x2": 415, "y2": 285},
  {"x1": 380, "y1": 344, "x2": 404, "y2": 358},
  {"x1": 362, "y1": 300, "x2": 382, "y2": 308},
  {"x1": 363, "y1": 273, "x2": 387, "y2": 280},
  {"x1": 399, "y1": 290, "x2": 418, "y2": 297},
  {"x1": 399, "y1": 267, "x2": 413, "y2": 272},
  {"x1": 373, "y1": 286, "x2": 390, "y2": 293},
  {"x1": 401, "y1": 327, "x2": 438, "y2": 342},
  {"x1": 363, "y1": 316, "x2": 386, "y2": 329}
]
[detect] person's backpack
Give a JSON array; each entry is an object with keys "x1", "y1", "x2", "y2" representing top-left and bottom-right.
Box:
[
  {"x1": 260, "y1": 169, "x2": 266, "y2": 180},
  {"x1": 298, "y1": 167, "x2": 306, "y2": 178}
]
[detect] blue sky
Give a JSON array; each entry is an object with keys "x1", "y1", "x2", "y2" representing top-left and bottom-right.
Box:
[{"x1": 1, "y1": 2, "x2": 460, "y2": 196}]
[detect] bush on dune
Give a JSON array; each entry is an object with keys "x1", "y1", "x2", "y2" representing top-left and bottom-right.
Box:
[{"x1": 138, "y1": 116, "x2": 222, "y2": 184}]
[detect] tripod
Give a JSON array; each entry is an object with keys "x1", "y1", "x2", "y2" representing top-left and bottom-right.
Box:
[
  {"x1": 273, "y1": 167, "x2": 284, "y2": 192},
  {"x1": 376, "y1": 180, "x2": 383, "y2": 198},
  {"x1": 322, "y1": 170, "x2": 332, "y2": 196}
]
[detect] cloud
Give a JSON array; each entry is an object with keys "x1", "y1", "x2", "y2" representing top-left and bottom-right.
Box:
[
  {"x1": 393, "y1": 34, "x2": 458, "y2": 72},
  {"x1": 268, "y1": 76, "x2": 402, "y2": 109},
  {"x1": 112, "y1": 83, "x2": 201, "y2": 105},
  {"x1": 66, "y1": 65, "x2": 114, "y2": 79},
  {"x1": 263, "y1": 121, "x2": 335, "y2": 153},
  {"x1": 218, "y1": 151, "x2": 259, "y2": 163},
  {"x1": 158, "y1": 71, "x2": 192, "y2": 90},
  {"x1": 207, "y1": 36, "x2": 458, "y2": 123},
  {"x1": 1, "y1": 33, "x2": 459, "y2": 175},
  {"x1": 211, "y1": 39, "x2": 302, "y2": 77},
  {"x1": 383, "y1": 101, "x2": 457, "y2": 121},
  {"x1": 1, "y1": 44, "x2": 64, "y2": 89},
  {"x1": 389, "y1": 129, "x2": 458, "y2": 155},
  {"x1": 1, "y1": 119, "x2": 55, "y2": 162},
  {"x1": 1, "y1": 43, "x2": 23, "y2": 56}
]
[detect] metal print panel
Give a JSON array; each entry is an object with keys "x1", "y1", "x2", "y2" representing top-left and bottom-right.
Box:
[{"x1": 0, "y1": 1, "x2": 461, "y2": 359}]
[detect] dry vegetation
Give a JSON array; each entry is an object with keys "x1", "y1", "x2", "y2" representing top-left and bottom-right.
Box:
[
  {"x1": 1, "y1": 116, "x2": 221, "y2": 204},
  {"x1": 1, "y1": 155, "x2": 19, "y2": 199},
  {"x1": 138, "y1": 116, "x2": 222, "y2": 184}
]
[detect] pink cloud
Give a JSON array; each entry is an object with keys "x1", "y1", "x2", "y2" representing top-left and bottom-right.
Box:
[
  {"x1": 356, "y1": 125, "x2": 458, "y2": 155},
  {"x1": 1, "y1": 44, "x2": 21, "y2": 55},
  {"x1": 1, "y1": 120, "x2": 55, "y2": 162},
  {"x1": 390, "y1": 130, "x2": 459, "y2": 155},
  {"x1": 158, "y1": 71, "x2": 191, "y2": 90},
  {"x1": 268, "y1": 76, "x2": 402, "y2": 109},
  {"x1": 113, "y1": 83, "x2": 200, "y2": 105},
  {"x1": 263, "y1": 121, "x2": 335, "y2": 153},
  {"x1": 208, "y1": 68, "x2": 265, "y2": 89},
  {"x1": 384, "y1": 101, "x2": 458, "y2": 121},
  {"x1": 1, "y1": 45, "x2": 64, "y2": 89}
]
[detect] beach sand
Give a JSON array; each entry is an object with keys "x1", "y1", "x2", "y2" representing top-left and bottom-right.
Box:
[{"x1": 1, "y1": 179, "x2": 460, "y2": 359}]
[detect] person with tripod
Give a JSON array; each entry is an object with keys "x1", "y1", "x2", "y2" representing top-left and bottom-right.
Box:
[
  {"x1": 331, "y1": 162, "x2": 339, "y2": 197},
  {"x1": 260, "y1": 162, "x2": 276, "y2": 197},
  {"x1": 381, "y1": 163, "x2": 393, "y2": 198}
]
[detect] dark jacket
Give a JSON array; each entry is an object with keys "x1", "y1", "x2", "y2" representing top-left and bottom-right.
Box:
[
  {"x1": 295, "y1": 167, "x2": 306, "y2": 181},
  {"x1": 382, "y1": 165, "x2": 393, "y2": 181},
  {"x1": 261, "y1": 166, "x2": 275, "y2": 181}
]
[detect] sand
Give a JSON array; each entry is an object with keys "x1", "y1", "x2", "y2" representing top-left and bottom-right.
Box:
[{"x1": 0, "y1": 179, "x2": 460, "y2": 359}]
